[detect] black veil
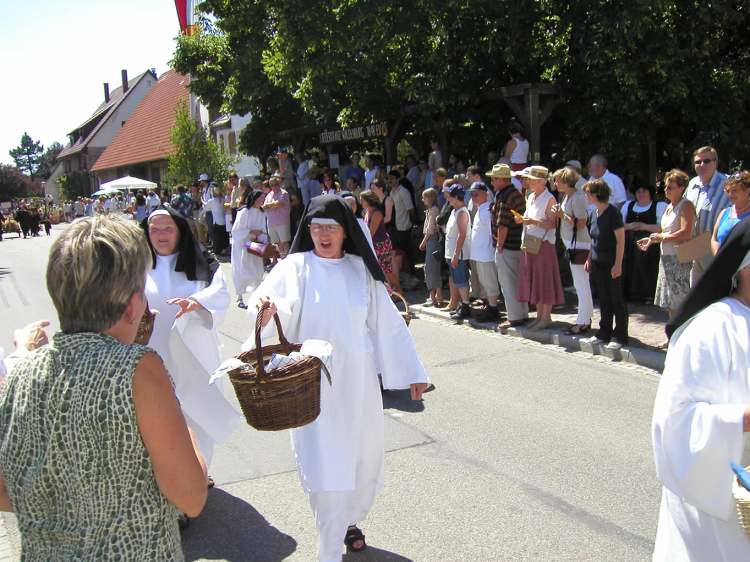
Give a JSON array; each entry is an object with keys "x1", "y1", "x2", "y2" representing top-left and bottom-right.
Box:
[
  {"x1": 140, "y1": 205, "x2": 219, "y2": 283},
  {"x1": 290, "y1": 194, "x2": 386, "y2": 283}
]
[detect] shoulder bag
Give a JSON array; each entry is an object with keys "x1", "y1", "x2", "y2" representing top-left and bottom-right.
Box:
[{"x1": 566, "y1": 226, "x2": 589, "y2": 265}]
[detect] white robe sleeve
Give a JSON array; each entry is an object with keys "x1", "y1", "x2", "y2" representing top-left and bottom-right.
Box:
[
  {"x1": 242, "y1": 256, "x2": 302, "y2": 351},
  {"x1": 188, "y1": 267, "x2": 230, "y2": 330},
  {"x1": 231, "y1": 207, "x2": 251, "y2": 242},
  {"x1": 367, "y1": 278, "x2": 429, "y2": 390},
  {"x1": 652, "y1": 307, "x2": 746, "y2": 521}
]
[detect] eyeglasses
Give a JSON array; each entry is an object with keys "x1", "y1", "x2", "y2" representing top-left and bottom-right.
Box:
[
  {"x1": 309, "y1": 224, "x2": 343, "y2": 234},
  {"x1": 694, "y1": 158, "x2": 716, "y2": 166}
]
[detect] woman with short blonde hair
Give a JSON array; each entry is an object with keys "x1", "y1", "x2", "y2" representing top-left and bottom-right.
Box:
[{"x1": 0, "y1": 215, "x2": 207, "y2": 560}]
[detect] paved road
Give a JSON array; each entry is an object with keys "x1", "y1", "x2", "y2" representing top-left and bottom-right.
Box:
[{"x1": 0, "y1": 225, "x2": 661, "y2": 561}]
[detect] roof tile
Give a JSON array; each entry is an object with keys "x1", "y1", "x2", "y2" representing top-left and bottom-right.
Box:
[{"x1": 91, "y1": 70, "x2": 189, "y2": 172}]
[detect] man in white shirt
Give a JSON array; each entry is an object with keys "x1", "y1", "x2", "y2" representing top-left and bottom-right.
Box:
[
  {"x1": 587, "y1": 154, "x2": 628, "y2": 207},
  {"x1": 146, "y1": 190, "x2": 161, "y2": 213},
  {"x1": 685, "y1": 145, "x2": 728, "y2": 285},
  {"x1": 468, "y1": 182, "x2": 501, "y2": 321},
  {"x1": 387, "y1": 170, "x2": 415, "y2": 272}
]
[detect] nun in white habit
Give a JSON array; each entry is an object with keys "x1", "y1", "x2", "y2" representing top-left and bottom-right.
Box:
[
  {"x1": 243, "y1": 194, "x2": 430, "y2": 562},
  {"x1": 652, "y1": 217, "x2": 750, "y2": 561},
  {"x1": 231, "y1": 189, "x2": 268, "y2": 308},
  {"x1": 142, "y1": 206, "x2": 243, "y2": 467}
]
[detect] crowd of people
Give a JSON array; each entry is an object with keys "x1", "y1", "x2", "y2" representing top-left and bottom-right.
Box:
[
  {"x1": 3, "y1": 123, "x2": 750, "y2": 561},
  {"x1": 0, "y1": 199, "x2": 57, "y2": 240}
]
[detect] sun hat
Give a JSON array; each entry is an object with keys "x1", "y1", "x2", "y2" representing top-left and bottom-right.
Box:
[
  {"x1": 515, "y1": 165, "x2": 549, "y2": 180},
  {"x1": 486, "y1": 164, "x2": 512, "y2": 179}
]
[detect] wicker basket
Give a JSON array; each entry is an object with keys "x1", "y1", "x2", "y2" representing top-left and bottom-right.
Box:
[
  {"x1": 391, "y1": 291, "x2": 411, "y2": 326},
  {"x1": 733, "y1": 470, "x2": 750, "y2": 539},
  {"x1": 134, "y1": 302, "x2": 156, "y2": 345},
  {"x1": 227, "y1": 302, "x2": 325, "y2": 431}
]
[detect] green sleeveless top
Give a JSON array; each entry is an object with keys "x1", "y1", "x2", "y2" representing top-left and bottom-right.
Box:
[{"x1": 0, "y1": 332, "x2": 182, "y2": 561}]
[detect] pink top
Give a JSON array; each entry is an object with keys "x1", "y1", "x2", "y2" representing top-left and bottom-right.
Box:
[{"x1": 264, "y1": 188, "x2": 290, "y2": 227}]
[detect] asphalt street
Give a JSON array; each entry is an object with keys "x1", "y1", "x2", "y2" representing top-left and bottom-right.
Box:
[{"x1": 0, "y1": 225, "x2": 661, "y2": 561}]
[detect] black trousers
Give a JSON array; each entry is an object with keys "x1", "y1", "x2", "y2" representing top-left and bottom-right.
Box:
[
  {"x1": 392, "y1": 228, "x2": 415, "y2": 272},
  {"x1": 589, "y1": 261, "x2": 629, "y2": 343},
  {"x1": 212, "y1": 223, "x2": 229, "y2": 254}
]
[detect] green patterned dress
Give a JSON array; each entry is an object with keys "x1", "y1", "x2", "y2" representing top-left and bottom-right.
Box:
[{"x1": 0, "y1": 332, "x2": 183, "y2": 561}]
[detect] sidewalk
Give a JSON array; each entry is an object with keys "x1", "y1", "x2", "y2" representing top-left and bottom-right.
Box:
[{"x1": 402, "y1": 286, "x2": 668, "y2": 373}]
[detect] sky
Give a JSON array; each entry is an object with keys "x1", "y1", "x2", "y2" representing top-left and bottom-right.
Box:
[{"x1": 0, "y1": 0, "x2": 181, "y2": 165}]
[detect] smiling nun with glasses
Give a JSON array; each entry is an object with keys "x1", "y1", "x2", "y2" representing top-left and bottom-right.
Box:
[{"x1": 245, "y1": 194, "x2": 430, "y2": 562}]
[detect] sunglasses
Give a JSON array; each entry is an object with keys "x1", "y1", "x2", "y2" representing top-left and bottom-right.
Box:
[{"x1": 694, "y1": 158, "x2": 716, "y2": 165}]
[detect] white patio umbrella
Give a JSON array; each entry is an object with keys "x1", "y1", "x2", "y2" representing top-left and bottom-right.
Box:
[
  {"x1": 91, "y1": 186, "x2": 123, "y2": 197},
  {"x1": 99, "y1": 176, "x2": 158, "y2": 192}
]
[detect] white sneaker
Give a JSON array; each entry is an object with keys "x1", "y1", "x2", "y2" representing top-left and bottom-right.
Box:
[
  {"x1": 581, "y1": 336, "x2": 602, "y2": 344},
  {"x1": 604, "y1": 341, "x2": 623, "y2": 351}
]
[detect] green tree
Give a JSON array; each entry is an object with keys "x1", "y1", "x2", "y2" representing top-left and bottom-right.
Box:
[
  {"x1": 174, "y1": 0, "x2": 750, "y2": 177},
  {"x1": 9, "y1": 133, "x2": 44, "y2": 177},
  {"x1": 166, "y1": 104, "x2": 236, "y2": 186},
  {"x1": 0, "y1": 165, "x2": 30, "y2": 201},
  {"x1": 172, "y1": 0, "x2": 542, "y2": 160},
  {"x1": 37, "y1": 142, "x2": 64, "y2": 180},
  {"x1": 58, "y1": 171, "x2": 90, "y2": 202},
  {"x1": 540, "y1": 0, "x2": 750, "y2": 176}
]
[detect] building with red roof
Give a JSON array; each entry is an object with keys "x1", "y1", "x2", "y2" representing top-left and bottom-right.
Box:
[{"x1": 91, "y1": 70, "x2": 189, "y2": 187}]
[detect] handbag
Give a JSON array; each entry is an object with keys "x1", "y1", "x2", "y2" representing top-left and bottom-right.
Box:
[
  {"x1": 675, "y1": 231, "x2": 711, "y2": 264},
  {"x1": 566, "y1": 227, "x2": 589, "y2": 265},
  {"x1": 521, "y1": 233, "x2": 543, "y2": 255}
]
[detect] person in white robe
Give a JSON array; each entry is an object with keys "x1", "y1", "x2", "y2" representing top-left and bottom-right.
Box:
[
  {"x1": 141, "y1": 207, "x2": 243, "y2": 468},
  {"x1": 652, "y1": 217, "x2": 750, "y2": 561},
  {"x1": 231, "y1": 190, "x2": 268, "y2": 309},
  {"x1": 243, "y1": 194, "x2": 430, "y2": 562}
]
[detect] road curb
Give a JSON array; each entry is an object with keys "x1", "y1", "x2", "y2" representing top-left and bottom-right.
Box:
[{"x1": 411, "y1": 304, "x2": 666, "y2": 372}]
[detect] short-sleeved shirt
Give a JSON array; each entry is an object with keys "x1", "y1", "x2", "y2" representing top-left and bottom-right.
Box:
[
  {"x1": 492, "y1": 185, "x2": 525, "y2": 251},
  {"x1": 264, "y1": 188, "x2": 290, "y2": 227},
  {"x1": 685, "y1": 171, "x2": 728, "y2": 234},
  {"x1": 390, "y1": 186, "x2": 414, "y2": 231},
  {"x1": 560, "y1": 190, "x2": 592, "y2": 248},
  {"x1": 588, "y1": 170, "x2": 628, "y2": 206},
  {"x1": 588, "y1": 204, "x2": 624, "y2": 266},
  {"x1": 470, "y1": 201, "x2": 494, "y2": 262}
]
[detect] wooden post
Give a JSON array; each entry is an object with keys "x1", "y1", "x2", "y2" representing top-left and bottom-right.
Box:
[
  {"x1": 385, "y1": 117, "x2": 404, "y2": 166},
  {"x1": 526, "y1": 87, "x2": 541, "y2": 164}
]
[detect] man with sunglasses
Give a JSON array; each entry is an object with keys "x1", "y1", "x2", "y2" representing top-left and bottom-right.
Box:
[{"x1": 685, "y1": 145, "x2": 728, "y2": 284}]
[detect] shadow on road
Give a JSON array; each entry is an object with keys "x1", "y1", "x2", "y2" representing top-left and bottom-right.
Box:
[
  {"x1": 381, "y1": 389, "x2": 425, "y2": 413},
  {"x1": 343, "y1": 546, "x2": 414, "y2": 561},
  {"x1": 182, "y1": 488, "x2": 297, "y2": 561}
]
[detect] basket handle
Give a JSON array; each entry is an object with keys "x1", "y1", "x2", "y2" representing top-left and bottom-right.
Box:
[
  {"x1": 254, "y1": 301, "x2": 293, "y2": 381},
  {"x1": 391, "y1": 291, "x2": 410, "y2": 315}
]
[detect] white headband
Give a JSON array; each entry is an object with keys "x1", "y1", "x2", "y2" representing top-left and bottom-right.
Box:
[
  {"x1": 310, "y1": 218, "x2": 340, "y2": 225},
  {"x1": 147, "y1": 209, "x2": 171, "y2": 222}
]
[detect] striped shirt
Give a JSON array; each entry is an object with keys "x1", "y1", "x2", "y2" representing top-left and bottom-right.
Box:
[
  {"x1": 685, "y1": 171, "x2": 728, "y2": 234},
  {"x1": 492, "y1": 185, "x2": 525, "y2": 251}
]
